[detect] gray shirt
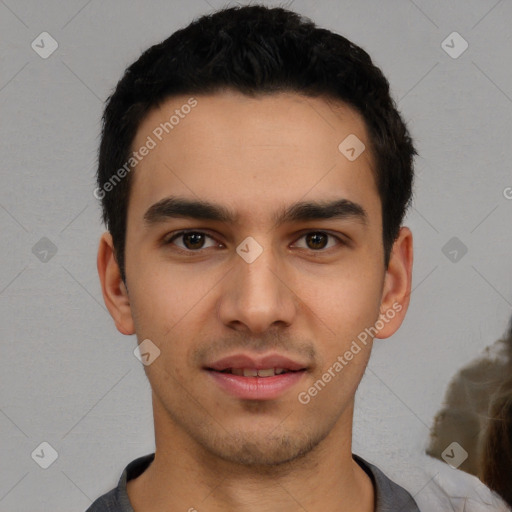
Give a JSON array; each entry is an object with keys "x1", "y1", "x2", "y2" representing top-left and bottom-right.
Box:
[{"x1": 85, "y1": 453, "x2": 421, "y2": 512}]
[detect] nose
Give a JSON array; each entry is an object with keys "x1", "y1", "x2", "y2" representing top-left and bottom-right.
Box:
[{"x1": 217, "y1": 238, "x2": 297, "y2": 334}]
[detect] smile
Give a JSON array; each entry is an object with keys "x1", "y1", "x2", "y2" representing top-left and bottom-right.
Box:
[{"x1": 216, "y1": 368, "x2": 297, "y2": 377}]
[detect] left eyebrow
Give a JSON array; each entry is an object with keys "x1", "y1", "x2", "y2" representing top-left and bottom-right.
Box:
[
  {"x1": 273, "y1": 198, "x2": 368, "y2": 228},
  {"x1": 143, "y1": 195, "x2": 368, "y2": 229}
]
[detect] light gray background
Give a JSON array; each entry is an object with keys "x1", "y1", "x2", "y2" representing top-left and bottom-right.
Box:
[{"x1": 1, "y1": 0, "x2": 511, "y2": 510}]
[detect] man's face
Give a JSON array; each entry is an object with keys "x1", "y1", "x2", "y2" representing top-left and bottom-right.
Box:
[{"x1": 112, "y1": 91, "x2": 405, "y2": 467}]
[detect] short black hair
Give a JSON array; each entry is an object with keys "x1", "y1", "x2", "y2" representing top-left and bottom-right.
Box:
[{"x1": 96, "y1": 4, "x2": 416, "y2": 282}]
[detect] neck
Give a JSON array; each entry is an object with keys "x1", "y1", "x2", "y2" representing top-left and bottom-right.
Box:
[{"x1": 127, "y1": 399, "x2": 374, "y2": 512}]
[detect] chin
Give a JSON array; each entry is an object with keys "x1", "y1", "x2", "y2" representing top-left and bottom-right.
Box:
[{"x1": 198, "y1": 427, "x2": 327, "y2": 469}]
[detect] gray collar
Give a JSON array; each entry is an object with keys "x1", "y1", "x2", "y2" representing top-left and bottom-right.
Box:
[{"x1": 101, "y1": 452, "x2": 420, "y2": 512}]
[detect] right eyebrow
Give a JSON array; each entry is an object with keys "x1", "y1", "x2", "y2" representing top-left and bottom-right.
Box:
[{"x1": 144, "y1": 196, "x2": 236, "y2": 225}]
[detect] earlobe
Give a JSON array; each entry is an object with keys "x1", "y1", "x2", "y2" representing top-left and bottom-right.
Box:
[
  {"x1": 375, "y1": 226, "x2": 413, "y2": 339},
  {"x1": 97, "y1": 232, "x2": 135, "y2": 335}
]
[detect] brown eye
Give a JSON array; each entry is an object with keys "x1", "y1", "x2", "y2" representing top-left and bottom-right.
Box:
[
  {"x1": 293, "y1": 231, "x2": 342, "y2": 251},
  {"x1": 165, "y1": 231, "x2": 218, "y2": 251},
  {"x1": 182, "y1": 232, "x2": 206, "y2": 250},
  {"x1": 305, "y1": 232, "x2": 328, "y2": 250}
]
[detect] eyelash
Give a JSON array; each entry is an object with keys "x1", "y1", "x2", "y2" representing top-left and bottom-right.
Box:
[{"x1": 162, "y1": 229, "x2": 347, "y2": 254}]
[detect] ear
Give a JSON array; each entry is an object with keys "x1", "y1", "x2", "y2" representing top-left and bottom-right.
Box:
[
  {"x1": 97, "y1": 232, "x2": 135, "y2": 335},
  {"x1": 374, "y1": 226, "x2": 413, "y2": 339}
]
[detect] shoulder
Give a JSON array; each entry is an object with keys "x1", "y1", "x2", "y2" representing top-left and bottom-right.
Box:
[
  {"x1": 354, "y1": 454, "x2": 421, "y2": 511},
  {"x1": 85, "y1": 488, "x2": 119, "y2": 512},
  {"x1": 84, "y1": 453, "x2": 155, "y2": 512},
  {"x1": 354, "y1": 454, "x2": 510, "y2": 512}
]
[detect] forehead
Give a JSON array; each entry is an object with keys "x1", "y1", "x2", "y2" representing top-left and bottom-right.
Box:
[{"x1": 128, "y1": 91, "x2": 380, "y2": 228}]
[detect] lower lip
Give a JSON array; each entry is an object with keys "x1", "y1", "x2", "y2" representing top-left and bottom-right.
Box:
[{"x1": 206, "y1": 370, "x2": 306, "y2": 400}]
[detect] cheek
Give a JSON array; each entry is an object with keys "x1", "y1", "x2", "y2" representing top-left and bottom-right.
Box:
[
  {"x1": 299, "y1": 263, "x2": 383, "y2": 334},
  {"x1": 127, "y1": 263, "x2": 219, "y2": 358}
]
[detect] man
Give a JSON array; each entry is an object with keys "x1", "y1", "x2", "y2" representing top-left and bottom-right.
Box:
[{"x1": 87, "y1": 5, "x2": 507, "y2": 512}]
